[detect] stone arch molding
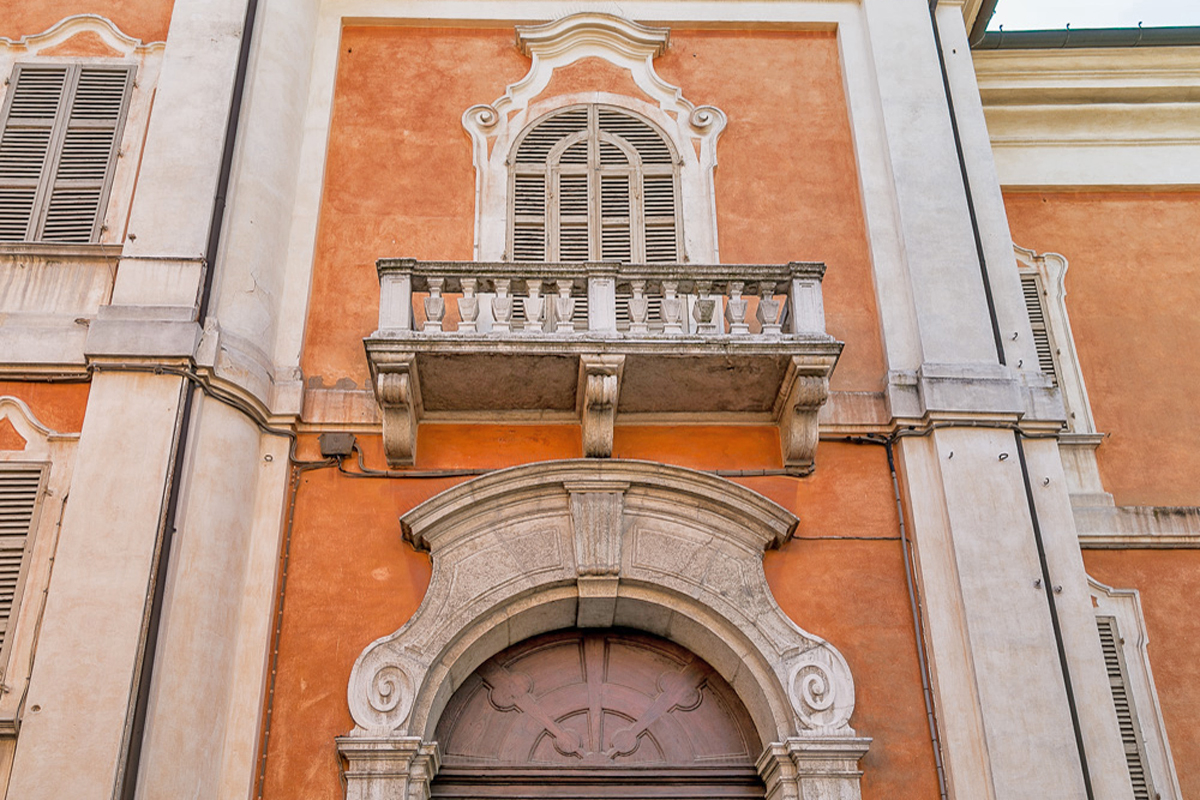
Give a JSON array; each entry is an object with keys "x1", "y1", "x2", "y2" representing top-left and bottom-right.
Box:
[
  {"x1": 0, "y1": 14, "x2": 165, "y2": 55},
  {"x1": 0, "y1": 396, "x2": 79, "y2": 458},
  {"x1": 338, "y1": 460, "x2": 869, "y2": 800},
  {"x1": 463, "y1": 13, "x2": 726, "y2": 263}
]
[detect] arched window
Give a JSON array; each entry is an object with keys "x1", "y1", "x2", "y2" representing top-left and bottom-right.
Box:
[{"x1": 509, "y1": 104, "x2": 681, "y2": 263}]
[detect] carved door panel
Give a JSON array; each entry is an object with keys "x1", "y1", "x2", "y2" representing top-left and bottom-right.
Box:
[{"x1": 431, "y1": 630, "x2": 765, "y2": 798}]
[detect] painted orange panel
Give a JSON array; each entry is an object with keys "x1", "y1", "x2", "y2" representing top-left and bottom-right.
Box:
[
  {"x1": 1083, "y1": 550, "x2": 1200, "y2": 799},
  {"x1": 39, "y1": 30, "x2": 123, "y2": 58},
  {"x1": 766, "y1": 538, "x2": 940, "y2": 799},
  {"x1": 260, "y1": 441, "x2": 453, "y2": 799},
  {"x1": 1004, "y1": 192, "x2": 1200, "y2": 506},
  {"x1": 656, "y1": 30, "x2": 885, "y2": 392},
  {"x1": 0, "y1": 381, "x2": 90, "y2": 433},
  {"x1": 301, "y1": 27, "x2": 528, "y2": 390},
  {"x1": 416, "y1": 423, "x2": 582, "y2": 468},
  {"x1": 537, "y1": 56, "x2": 652, "y2": 103},
  {"x1": 0, "y1": 418, "x2": 26, "y2": 451},
  {"x1": 612, "y1": 424, "x2": 783, "y2": 470},
  {"x1": 302, "y1": 27, "x2": 885, "y2": 394},
  {"x1": 3, "y1": 2, "x2": 174, "y2": 44}
]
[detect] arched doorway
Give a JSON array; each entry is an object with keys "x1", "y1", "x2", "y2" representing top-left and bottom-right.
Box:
[
  {"x1": 338, "y1": 460, "x2": 869, "y2": 800},
  {"x1": 431, "y1": 629, "x2": 765, "y2": 798}
]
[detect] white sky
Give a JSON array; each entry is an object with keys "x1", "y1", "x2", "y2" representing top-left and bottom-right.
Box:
[{"x1": 988, "y1": 0, "x2": 1200, "y2": 30}]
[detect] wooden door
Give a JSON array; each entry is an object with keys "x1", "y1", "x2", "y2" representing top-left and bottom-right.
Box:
[{"x1": 431, "y1": 630, "x2": 766, "y2": 799}]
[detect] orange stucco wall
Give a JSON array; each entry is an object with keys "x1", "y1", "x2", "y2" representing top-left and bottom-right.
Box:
[
  {"x1": 261, "y1": 433, "x2": 938, "y2": 799},
  {"x1": 300, "y1": 26, "x2": 885, "y2": 393},
  {"x1": 1083, "y1": 550, "x2": 1200, "y2": 798},
  {"x1": 3, "y1": 1, "x2": 174, "y2": 43},
  {"x1": 1004, "y1": 191, "x2": 1200, "y2": 506},
  {"x1": 0, "y1": 381, "x2": 90, "y2": 434},
  {"x1": 272, "y1": 23, "x2": 922, "y2": 798}
]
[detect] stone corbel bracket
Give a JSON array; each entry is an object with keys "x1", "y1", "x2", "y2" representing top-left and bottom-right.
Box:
[
  {"x1": 774, "y1": 357, "x2": 831, "y2": 475},
  {"x1": 343, "y1": 460, "x2": 862, "y2": 749},
  {"x1": 462, "y1": 13, "x2": 727, "y2": 262},
  {"x1": 370, "y1": 351, "x2": 422, "y2": 467},
  {"x1": 578, "y1": 354, "x2": 624, "y2": 458}
]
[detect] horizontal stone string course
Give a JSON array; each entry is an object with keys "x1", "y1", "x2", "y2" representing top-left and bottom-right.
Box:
[{"x1": 376, "y1": 259, "x2": 827, "y2": 336}]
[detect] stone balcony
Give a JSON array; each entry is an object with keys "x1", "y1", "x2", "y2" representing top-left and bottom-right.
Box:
[{"x1": 364, "y1": 260, "x2": 843, "y2": 470}]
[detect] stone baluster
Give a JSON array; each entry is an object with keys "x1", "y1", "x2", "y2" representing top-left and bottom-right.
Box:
[
  {"x1": 457, "y1": 278, "x2": 479, "y2": 334},
  {"x1": 725, "y1": 281, "x2": 749, "y2": 335},
  {"x1": 422, "y1": 277, "x2": 445, "y2": 332},
  {"x1": 554, "y1": 280, "x2": 576, "y2": 333},
  {"x1": 521, "y1": 279, "x2": 545, "y2": 334},
  {"x1": 661, "y1": 280, "x2": 684, "y2": 335},
  {"x1": 693, "y1": 281, "x2": 719, "y2": 334},
  {"x1": 628, "y1": 280, "x2": 649, "y2": 334},
  {"x1": 492, "y1": 278, "x2": 513, "y2": 333},
  {"x1": 757, "y1": 282, "x2": 784, "y2": 336}
]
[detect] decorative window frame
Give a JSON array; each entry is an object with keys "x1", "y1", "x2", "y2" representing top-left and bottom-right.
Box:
[
  {"x1": 462, "y1": 13, "x2": 726, "y2": 264},
  {"x1": 1088, "y1": 577, "x2": 1182, "y2": 800},
  {"x1": 1014, "y1": 245, "x2": 1095, "y2": 434},
  {"x1": 0, "y1": 15, "x2": 165, "y2": 251},
  {"x1": 0, "y1": 396, "x2": 80, "y2": 742}
]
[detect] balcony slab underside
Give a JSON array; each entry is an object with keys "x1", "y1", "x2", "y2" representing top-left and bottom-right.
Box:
[{"x1": 365, "y1": 335, "x2": 841, "y2": 415}]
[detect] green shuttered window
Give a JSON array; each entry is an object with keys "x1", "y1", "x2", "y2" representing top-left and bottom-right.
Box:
[{"x1": 0, "y1": 64, "x2": 134, "y2": 244}]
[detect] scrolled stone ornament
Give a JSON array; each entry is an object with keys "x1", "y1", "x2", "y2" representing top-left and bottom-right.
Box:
[
  {"x1": 689, "y1": 104, "x2": 727, "y2": 135},
  {"x1": 465, "y1": 103, "x2": 499, "y2": 129},
  {"x1": 787, "y1": 649, "x2": 856, "y2": 733},
  {"x1": 793, "y1": 664, "x2": 834, "y2": 713},
  {"x1": 368, "y1": 663, "x2": 414, "y2": 721}
]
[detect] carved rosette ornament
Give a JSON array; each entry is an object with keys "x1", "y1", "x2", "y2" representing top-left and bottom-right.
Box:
[{"x1": 338, "y1": 460, "x2": 868, "y2": 800}]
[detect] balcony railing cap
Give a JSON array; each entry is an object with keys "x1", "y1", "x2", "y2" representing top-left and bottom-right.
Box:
[{"x1": 376, "y1": 258, "x2": 827, "y2": 282}]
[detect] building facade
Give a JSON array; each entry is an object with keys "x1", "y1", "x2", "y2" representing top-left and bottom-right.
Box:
[{"x1": 0, "y1": 1, "x2": 1197, "y2": 798}]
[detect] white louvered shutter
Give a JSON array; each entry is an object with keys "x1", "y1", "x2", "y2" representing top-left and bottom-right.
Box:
[
  {"x1": 0, "y1": 465, "x2": 45, "y2": 658},
  {"x1": 0, "y1": 66, "x2": 68, "y2": 241},
  {"x1": 41, "y1": 67, "x2": 132, "y2": 242},
  {"x1": 1096, "y1": 616, "x2": 1154, "y2": 800},
  {"x1": 0, "y1": 64, "x2": 132, "y2": 244},
  {"x1": 508, "y1": 105, "x2": 681, "y2": 264},
  {"x1": 1021, "y1": 274, "x2": 1059, "y2": 386}
]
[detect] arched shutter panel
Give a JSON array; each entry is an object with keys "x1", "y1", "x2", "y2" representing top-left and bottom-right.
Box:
[{"x1": 509, "y1": 105, "x2": 681, "y2": 264}]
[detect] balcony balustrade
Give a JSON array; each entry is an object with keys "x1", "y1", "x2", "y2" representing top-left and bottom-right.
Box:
[{"x1": 364, "y1": 260, "x2": 842, "y2": 469}]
